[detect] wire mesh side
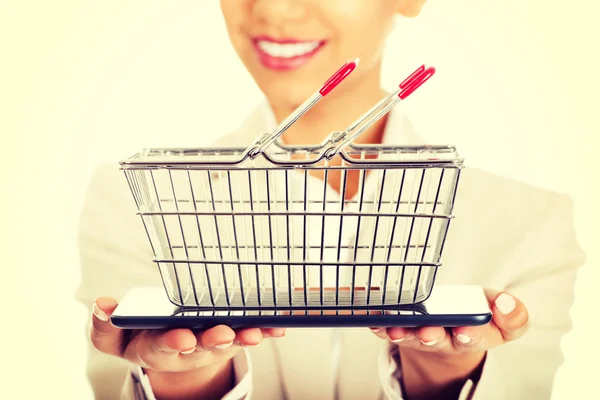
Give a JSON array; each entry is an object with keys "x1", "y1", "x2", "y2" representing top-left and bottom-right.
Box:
[{"x1": 124, "y1": 154, "x2": 460, "y2": 309}]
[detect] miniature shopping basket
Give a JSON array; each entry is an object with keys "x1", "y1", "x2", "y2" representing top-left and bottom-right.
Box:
[{"x1": 113, "y1": 61, "x2": 492, "y2": 329}]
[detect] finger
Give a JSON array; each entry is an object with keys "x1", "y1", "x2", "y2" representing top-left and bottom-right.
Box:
[
  {"x1": 385, "y1": 327, "x2": 417, "y2": 343},
  {"x1": 153, "y1": 329, "x2": 198, "y2": 354},
  {"x1": 488, "y1": 291, "x2": 530, "y2": 341},
  {"x1": 234, "y1": 328, "x2": 264, "y2": 347},
  {"x1": 370, "y1": 327, "x2": 391, "y2": 340},
  {"x1": 199, "y1": 325, "x2": 236, "y2": 350},
  {"x1": 261, "y1": 328, "x2": 286, "y2": 338},
  {"x1": 452, "y1": 323, "x2": 503, "y2": 351},
  {"x1": 131, "y1": 329, "x2": 198, "y2": 371},
  {"x1": 414, "y1": 326, "x2": 450, "y2": 349},
  {"x1": 90, "y1": 297, "x2": 123, "y2": 357}
]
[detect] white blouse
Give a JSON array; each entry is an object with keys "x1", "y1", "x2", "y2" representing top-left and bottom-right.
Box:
[{"x1": 76, "y1": 102, "x2": 586, "y2": 399}]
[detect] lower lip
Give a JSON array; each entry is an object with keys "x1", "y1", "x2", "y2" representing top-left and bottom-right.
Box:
[{"x1": 252, "y1": 40, "x2": 326, "y2": 71}]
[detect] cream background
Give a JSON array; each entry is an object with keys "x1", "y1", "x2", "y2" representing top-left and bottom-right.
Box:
[{"x1": 1, "y1": 1, "x2": 598, "y2": 398}]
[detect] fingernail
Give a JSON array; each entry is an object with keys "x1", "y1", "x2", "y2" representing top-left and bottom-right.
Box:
[
  {"x1": 215, "y1": 341, "x2": 233, "y2": 350},
  {"x1": 456, "y1": 333, "x2": 471, "y2": 344},
  {"x1": 391, "y1": 338, "x2": 405, "y2": 343},
  {"x1": 421, "y1": 339, "x2": 438, "y2": 346},
  {"x1": 495, "y1": 293, "x2": 516, "y2": 315},
  {"x1": 370, "y1": 328, "x2": 381, "y2": 333},
  {"x1": 93, "y1": 303, "x2": 108, "y2": 322},
  {"x1": 180, "y1": 348, "x2": 195, "y2": 355}
]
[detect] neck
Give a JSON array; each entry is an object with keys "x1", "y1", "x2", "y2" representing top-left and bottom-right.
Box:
[{"x1": 269, "y1": 67, "x2": 389, "y2": 147}]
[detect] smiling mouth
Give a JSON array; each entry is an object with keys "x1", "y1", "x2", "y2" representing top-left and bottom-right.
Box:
[{"x1": 251, "y1": 36, "x2": 327, "y2": 71}]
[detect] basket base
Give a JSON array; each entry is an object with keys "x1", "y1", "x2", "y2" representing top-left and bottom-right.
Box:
[{"x1": 111, "y1": 285, "x2": 492, "y2": 329}]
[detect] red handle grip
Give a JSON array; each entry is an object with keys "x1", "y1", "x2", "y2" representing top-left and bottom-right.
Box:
[
  {"x1": 398, "y1": 65, "x2": 436, "y2": 100},
  {"x1": 319, "y1": 58, "x2": 359, "y2": 96}
]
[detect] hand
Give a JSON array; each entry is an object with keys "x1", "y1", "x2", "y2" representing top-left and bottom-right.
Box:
[
  {"x1": 90, "y1": 297, "x2": 285, "y2": 400},
  {"x1": 370, "y1": 289, "x2": 529, "y2": 400}
]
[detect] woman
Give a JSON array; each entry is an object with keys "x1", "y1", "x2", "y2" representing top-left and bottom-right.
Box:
[{"x1": 76, "y1": 1, "x2": 586, "y2": 399}]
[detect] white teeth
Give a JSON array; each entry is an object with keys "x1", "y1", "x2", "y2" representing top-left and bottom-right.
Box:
[{"x1": 257, "y1": 40, "x2": 321, "y2": 58}]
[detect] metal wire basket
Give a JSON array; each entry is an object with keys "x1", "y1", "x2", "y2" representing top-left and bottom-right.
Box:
[{"x1": 120, "y1": 63, "x2": 463, "y2": 311}]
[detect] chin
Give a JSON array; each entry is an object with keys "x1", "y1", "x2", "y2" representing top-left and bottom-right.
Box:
[{"x1": 261, "y1": 82, "x2": 315, "y2": 110}]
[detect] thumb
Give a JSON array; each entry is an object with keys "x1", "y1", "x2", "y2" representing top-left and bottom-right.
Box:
[
  {"x1": 492, "y1": 292, "x2": 529, "y2": 341},
  {"x1": 485, "y1": 289, "x2": 530, "y2": 342},
  {"x1": 90, "y1": 297, "x2": 123, "y2": 357}
]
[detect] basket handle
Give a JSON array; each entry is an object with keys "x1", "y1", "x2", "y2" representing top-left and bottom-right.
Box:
[
  {"x1": 248, "y1": 58, "x2": 359, "y2": 158},
  {"x1": 324, "y1": 65, "x2": 436, "y2": 159}
]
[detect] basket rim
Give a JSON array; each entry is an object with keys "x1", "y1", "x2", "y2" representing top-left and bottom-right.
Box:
[{"x1": 119, "y1": 143, "x2": 464, "y2": 169}]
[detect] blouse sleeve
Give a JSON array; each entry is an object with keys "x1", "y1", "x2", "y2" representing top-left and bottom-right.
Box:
[
  {"x1": 75, "y1": 163, "x2": 255, "y2": 399},
  {"x1": 377, "y1": 193, "x2": 585, "y2": 399}
]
